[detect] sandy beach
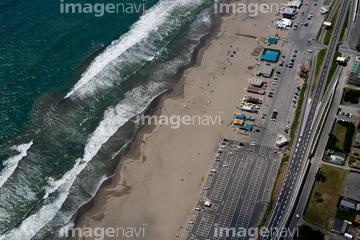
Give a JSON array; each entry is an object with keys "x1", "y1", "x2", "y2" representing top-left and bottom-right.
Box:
[{"x1": 72, "y1": 0, "x2": 291, "y2": 239}]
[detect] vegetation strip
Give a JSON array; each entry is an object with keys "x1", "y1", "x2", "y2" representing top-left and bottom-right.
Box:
[
  {"x1": 323, "y1": 3, "x2": 341, "y2": 45},
  {"x1": 322, "y1": 51, "x2": 341, "y2": 98}
]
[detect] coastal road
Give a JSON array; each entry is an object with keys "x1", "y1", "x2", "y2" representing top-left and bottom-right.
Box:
[{"x1": 262, "y1": 0, "x2": 350, "y2": 239}]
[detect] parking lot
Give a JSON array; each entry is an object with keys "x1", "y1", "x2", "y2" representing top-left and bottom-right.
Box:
[{"x1": 186, "y1": 140, "x2": 280, "y2": 240}]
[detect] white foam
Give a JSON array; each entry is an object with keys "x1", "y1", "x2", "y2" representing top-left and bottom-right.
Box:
[
  {"x1": 0, "y1": 141, "x2": 33, "y2": 188},
  {"x1": 65, "y1": 0, "x2": 204, "y2": 99},
  {"x1": 0, "y1": 81, "x2": 166, "y2": 239}
]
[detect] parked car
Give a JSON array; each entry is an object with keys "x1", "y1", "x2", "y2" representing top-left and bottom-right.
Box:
[{"x1": 271, "y1": 110, "x2": 278, "y2": 121}]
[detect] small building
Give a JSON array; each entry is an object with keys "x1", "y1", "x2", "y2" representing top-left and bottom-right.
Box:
[
  {"x1": 245, "y1": 96, "x2": 262, "y2": 104},
  {"x1": 241, "y1": 106, "x2": 252, "y2": 112},
  {"x1": 246, "y1": 116, "x2": 255, "y2": 122},
  {"x1": 344, "y1": 233, "x2": 354, "y2": 240},
  {"x1": 235, "y1": 114, "x2": 245, "y2": 119},
  {"x1": 332, "y1": 218, "x2": 348, "y2": 235},
  {"x1": 340, "y1": 198, "x2": 356, "y2": 210},
  {"x1": 239, "y1": 124, "x2": 252, "y2": 132},
  {"x1": 353, "y1": 131, "x2": 360, "y2": 148},
  {"x1": 287, "y1": 0, "x2": 302, "y2": 9},
  {"x1": 282, "y1": 7, "x2": 296, "y2": 18},
  {"x1": 329, "y1": 151, "x2": 346, "y2": 165},
  {"x1": 249, "y1": 78, "x2": 263, "y2": 87},
  {"x1": 348, "y1": 56, "x2": 360, "y2": 86},
  {"x1": 276, "y1": 135, "x2": 288, "y2": 148},
  {"x1": 247, "y1": 86, "x2": 265, "y2": 95},
  {"x1": 267, "y1": 37, "x2": 278, "y2": 44},
  {"x1": 258, "y1": 64, "x2": 274, "y2": 77},
  {"x1": 233, "y1": 119, "x2": 244, "y2": 126},
  {"x1": 356, "y1": 203, "x2": 360, "y2": 213},
  {"x1": 320, "y1": 7, "x2": 328, "y2": 14},
  {"x1": 260, "y1": 49, "x2": 281, "y2": 62},
  {"x1": 277, "y1": 18, "x2": 293, "y2": 29}
]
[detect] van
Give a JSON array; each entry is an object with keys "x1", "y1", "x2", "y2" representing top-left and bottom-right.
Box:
[{"x1": 307, "y1": 49, "x2": 313, "y2": 54}]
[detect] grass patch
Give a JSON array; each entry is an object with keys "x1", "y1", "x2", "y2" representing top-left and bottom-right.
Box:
[
  {"x1": 290, "y1": 83, "x2": 307, "y2": 144},
  {"x1": 323, "y1": 51, "x2": 341, "y2": 98},
  {"x1": 332, "y1": 121, "x2": 347, "y2": 150},
  {"x1": 295, "y1": 225, "x2": 324, "y2": 240},
  {"x1": 304, "y1": 165, "x2": 347, "y2": 230},
  {"x1": 323, "y1": 3, "x2": 341, "y2": 45},
  {"x1": 342, "y1": 87, "x2": 360, "y2": 104},
  {"x1": 336, "y1": 208, "x2": 357, "y2": 222},
  {"x1": 312, "y1": 49, "x2": 327, "y2": 94},
  {"x1": 339, "y1": 4, "x2": 350, "y2": 42},
  {"x1": 326, "y1": 120, "x2": 355, "y2": 153}
]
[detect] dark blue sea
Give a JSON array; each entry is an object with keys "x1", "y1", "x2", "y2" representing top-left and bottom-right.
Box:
[{"x1": 0, "y1": 0, "x2": 214, "y2": 238}]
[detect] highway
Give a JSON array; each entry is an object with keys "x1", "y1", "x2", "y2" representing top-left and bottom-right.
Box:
[{"x1": 262, "y1": 0, "x2": 350, "y2": 239}]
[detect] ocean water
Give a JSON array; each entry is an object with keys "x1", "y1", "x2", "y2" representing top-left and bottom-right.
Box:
[{"x1": 0, "y1": 0, "x2": 214, "y2": 239}]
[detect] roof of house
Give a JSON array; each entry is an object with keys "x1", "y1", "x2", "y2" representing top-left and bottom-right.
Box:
[
  {"x1": 341, "y1": 198, "x2": 356, "y2": 209},
  {"x1": 332, "y1": 219, "x2": 347, "y2": 234},
  {"x1": 333, "y1": 151, "x2": 347, "y2": 159},
  {"x1": 260, "y1": 64, "x2": 273, "y2": 75}
]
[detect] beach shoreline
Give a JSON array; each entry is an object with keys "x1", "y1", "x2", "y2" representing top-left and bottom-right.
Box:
[
  {"x1": 70, "y1": 2, "x2": 227, "y2": 232},
  {"x1": 69, "y1": 0, "x2": 290, "y2": 239}
]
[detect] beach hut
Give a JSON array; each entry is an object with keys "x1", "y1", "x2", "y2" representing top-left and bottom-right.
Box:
[
  {"x1": 235, "y1": 114, "x2": 245, "y2": 119},
  {"x1": 233, "y1": 119, "x2": 244, "y2": 126},
  {"x1": 241, "y1": 106, "x2": 252, "y2": 112},
  {"x1": 246, "y1": 116, "x2": 255, "y2": 122},
  {"x1": 239, "y1": 124, "x2": 253, "y2": 131},
  {"x1": 267, "y1": 37, "x2": 278, "y2": 44}
]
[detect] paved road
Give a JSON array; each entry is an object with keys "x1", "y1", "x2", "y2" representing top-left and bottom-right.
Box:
[{"x1": 262, "y1": 0, "x2": 350, "y2": 239}]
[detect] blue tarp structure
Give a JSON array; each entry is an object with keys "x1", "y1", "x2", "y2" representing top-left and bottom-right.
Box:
[
  {"x1": 239, "y1": 124, "x2": 253, "y2": 131},
  {"x1": 260, "y1": 49, "x2": 280, "y2": 62},
  {"x1": 267, "y1": 38, "x2": 277, "y2": 44},
  {"x1": 235, "y1": 114, "x2": 245, "y2": 119},
  {"x1": 246, "y1": 116, "x2": 255, "y2": 122}
]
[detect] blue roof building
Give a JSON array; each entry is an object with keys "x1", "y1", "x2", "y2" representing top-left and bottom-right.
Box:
[
  {"x1": 235, "y1": 114, "x2": 245, "y2": 119},
  {"x1": 267, "y1": 38, "x2": 278, "y2": 44},
  {"x1": 260, "y1": 48, "x2": 281, "y2": 62}
]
